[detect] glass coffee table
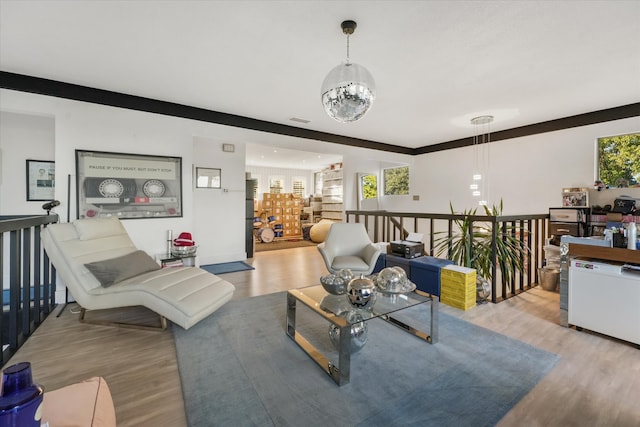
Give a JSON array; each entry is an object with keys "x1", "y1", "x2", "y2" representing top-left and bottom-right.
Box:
[{"x1": 286, "y1": 285, "x2": 438, "y2": 386}]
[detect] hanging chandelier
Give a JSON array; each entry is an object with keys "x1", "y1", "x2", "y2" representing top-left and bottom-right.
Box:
[
  {"x1": 469, "y1": 115, "x2": 494, "y2": 206},
  {"x1": 321, "y1": 20, "x2": 376, "y2": 123}
]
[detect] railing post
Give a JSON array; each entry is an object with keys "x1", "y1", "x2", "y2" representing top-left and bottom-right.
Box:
[
  {"x1": 9, "y1": 229, "x2": 21, "y2": 351},
  {"x1": 344, "y1": 209, "x2": 548, "y2": 303},
  {"x1": 429, "y1": 218, "x2": 435, "y2": 256},
  {"x1": 373, "y1": 215, "x2": 379, "y2": 242},
  {"x1": 22, "y1": 227, "x2": 32, "y2": 337},
  {"x1": 491, "y1": 219, "x2": 498, "y2": 303},
  {"x1": 1, "y1": 214, "x2": 59, "y2": 364},
  {"x1": 385, "y1": 216, "x2": 390, "y2": 242},
  {"x1": 520, "y1": 219, "x2": 527, "y2": 291},
  {"x1": 34, "y1": 227, "x2": 42, "y2": 324},
  {"x1": 447, "y1": 219, "x2": 453, "y2": 259},
  {"x1": 467, "y1": 218, "x2": 474, "y2": 268}
]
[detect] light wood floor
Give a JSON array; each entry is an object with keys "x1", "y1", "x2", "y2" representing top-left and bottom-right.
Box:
[{"x1": 6, "y1": 246, "x2": 640, "y2": 426}]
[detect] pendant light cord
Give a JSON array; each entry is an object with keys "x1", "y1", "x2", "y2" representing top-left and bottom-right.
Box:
[{"x1": 346, "y1": 34, "x2": 351, "y2": 64}]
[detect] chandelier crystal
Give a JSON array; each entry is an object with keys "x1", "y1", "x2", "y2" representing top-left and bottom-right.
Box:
[{"x1": 321, "y1": 20, "x2": 376, "y2": 123}]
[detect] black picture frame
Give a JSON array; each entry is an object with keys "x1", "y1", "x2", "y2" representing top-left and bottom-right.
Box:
[
  {"x1": 26, "y1": 159, "x2": 55, "y2": 201},
  {"x1": 561, "y1": 187, "x2": 589, "y2": 208},
  {"x1": 75, "y1": 150, "x2": 182, "y2": 219},
  {"x1": 195, "y1": 167, "x2": 221, "y2": 189}
]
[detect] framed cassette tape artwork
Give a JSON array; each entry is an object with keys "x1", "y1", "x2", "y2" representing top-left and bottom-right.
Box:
[{"x1": 76, "y1": 150, "x2": 182, "y2": 219}]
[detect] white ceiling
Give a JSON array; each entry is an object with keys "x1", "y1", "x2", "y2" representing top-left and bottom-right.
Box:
[
  {"x1": 1, "y1": 1, "x2": 639, "y2": 170},
  {"x1": 244, "y1": 143, "x2": 343, "y2": 171}
]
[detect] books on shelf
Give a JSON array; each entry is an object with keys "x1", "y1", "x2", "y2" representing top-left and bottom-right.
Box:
[{"x1": 162, "y1": 259, "x2": 184, "y2": 268}]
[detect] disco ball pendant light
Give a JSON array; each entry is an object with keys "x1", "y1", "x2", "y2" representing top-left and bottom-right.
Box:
[{"x1": 321, "y1": 20, "x2": 376, "y2": 123}]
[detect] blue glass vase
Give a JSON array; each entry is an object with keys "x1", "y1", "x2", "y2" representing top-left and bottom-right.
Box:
[{"x1": 0, "y1": 362, "x2": 44, "y2": 427}]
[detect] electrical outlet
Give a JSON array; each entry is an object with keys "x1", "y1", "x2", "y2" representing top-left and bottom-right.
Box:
[{"x1": 413, "y1": 195, "x2": 420, "y2": 201}]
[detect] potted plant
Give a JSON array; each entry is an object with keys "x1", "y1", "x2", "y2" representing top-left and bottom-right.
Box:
[{"x1": 434, "y1": 200, "x2": 529, "y2": 300}]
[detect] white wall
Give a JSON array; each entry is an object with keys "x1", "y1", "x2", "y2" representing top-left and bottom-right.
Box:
[
  {"x1": 0, "y1": 111, "x2": 55, "y2": 214},
  {"x1": 2, "y1": 87, "x2": 638, "y2": 265},
  {"x1": 3, "y1": 89, "x2": 638, "y2": 222},
  {"x1": 192, "y1": 136, "x2": 247, "y2": 265},
  {"x1": 1, "y1": 89, "x2": 249, "y2": 301},
  {"x1": 0, "y1": 111, "x2": 56, "y2": 291},
  {"x1": 341, "y1": 148, "x2": 414, "y2": 212},
  {"x1": 393, "y1": 117, "x2": 640, "y2": 215}
]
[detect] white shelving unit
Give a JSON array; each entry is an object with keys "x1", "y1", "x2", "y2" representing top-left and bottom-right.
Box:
[{"x1": 321, "y1": 168, "x2": 343, "y2": 221}]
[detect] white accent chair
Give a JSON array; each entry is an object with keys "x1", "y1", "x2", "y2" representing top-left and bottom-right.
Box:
[
  {"x1": 41, "y1": 217, "x2": 235, "y2": 330},
  {"x1": 317, "y1": 222, "x2": 382, "y2": 275}
]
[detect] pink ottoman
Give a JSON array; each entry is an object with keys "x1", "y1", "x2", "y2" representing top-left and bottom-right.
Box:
[{"x1": 41, "y1": 377, "x2": 116, "y2": 427}]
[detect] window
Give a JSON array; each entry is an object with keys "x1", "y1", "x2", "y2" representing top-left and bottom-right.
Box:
[
  {"x1": 314, "y1": 171, "x2": 323, "y2": 196},
  {"x1": 359, "y1": 173, "x2": 378, "y2": 199},
  {"x1": 383, "y1": 166, "x2": 409, "y2": 195},
  {"x1": 292, "y1": 177, "x2": 306, "y2": 197},
  {"x1": 269, "y1": 176, "x2": 284, "y2": 193},
  {"x1": 597, "y1": 133, "x2": 640, "y2": 187}
]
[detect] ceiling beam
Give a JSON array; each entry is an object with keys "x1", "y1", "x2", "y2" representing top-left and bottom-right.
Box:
[
  {"x1": 415, "y1": 103, "x2": 640, "y2": 154},
  {"x1": 2, "y1": 71, "x2": 638, "y2": 156},
  {"x1": 0, "y1": 71, "x2": 413, "y2": 156}
]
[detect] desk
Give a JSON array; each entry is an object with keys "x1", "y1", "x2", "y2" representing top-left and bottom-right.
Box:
[
  {"x1": 568, "y1": 258, "x2": 640, "y2": 346},
  {"x1": 560, "y1": 243, "x2": 639, "y2": 329},
  {"x1": 567, "y1": 244, "x2": 640, "y2": 264}
]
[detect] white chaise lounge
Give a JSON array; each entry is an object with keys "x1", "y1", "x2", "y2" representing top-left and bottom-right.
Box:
[{"x1": 41, "y1": 217, "x2": 235, "y2": 330}]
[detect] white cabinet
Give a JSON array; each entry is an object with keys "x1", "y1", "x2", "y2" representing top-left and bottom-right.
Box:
[{"x1": 568, "y1": 259, "x2": 640, "y2": 345}]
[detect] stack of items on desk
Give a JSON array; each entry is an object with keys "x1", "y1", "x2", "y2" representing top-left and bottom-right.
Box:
[{"x1": 604, "y1": 213, "x2": 638, "y2": 249}]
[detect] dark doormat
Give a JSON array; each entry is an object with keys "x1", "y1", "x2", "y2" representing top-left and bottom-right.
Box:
[{"x1": 200, "y1": 261, "x2": 255, "y2": 274}]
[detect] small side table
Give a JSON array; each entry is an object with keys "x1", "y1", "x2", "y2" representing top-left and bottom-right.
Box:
[{"x1": 155, "y1": 253, "x2": 199, "y2": 268}]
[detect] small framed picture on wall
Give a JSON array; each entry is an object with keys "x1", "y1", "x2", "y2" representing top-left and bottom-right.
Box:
[
  {"x1": 195, "y1": 167, "x2": 221, "y2": 189},
  {"x1": 26, "y1": 159, "x2": 55, "y2": 201},
  {"x1": 561, "y1": 187, "x2": 588, "y2": 207}
]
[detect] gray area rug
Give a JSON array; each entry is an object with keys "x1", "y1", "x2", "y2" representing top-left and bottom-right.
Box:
[{"x1": 173, "y1": 292, "x2": 559, "y2": 427}]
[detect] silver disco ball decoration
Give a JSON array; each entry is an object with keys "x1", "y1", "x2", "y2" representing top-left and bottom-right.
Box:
[
  {"x1": 321, "y1": 20, "x2": 376, "y2": 123},
  {"x1": 320, "y1": 274, "x2": 347, "y2": 295},
  {"x1": 321, "y1": 62, "x2": 376, "y2": 123},
  {"x1": 376, "y1": 267, "x2": 405, "y2": 292},
  {"x1": 338, "y1": 268, "x2": 354, "y2": 283},
  {"x1": 328, "y1": 310, "x2": 368, "y2": 353},
  {"x1": 347, "y1": 275, "x2": 376, "y2": 310},
  {"x1": 476, "y1": 276, "x2": 491, "y2": 304}
]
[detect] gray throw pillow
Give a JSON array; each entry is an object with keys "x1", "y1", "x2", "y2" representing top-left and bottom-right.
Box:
[{"x1": 84, "y1": 250, "x2": 161, "y2": 287}]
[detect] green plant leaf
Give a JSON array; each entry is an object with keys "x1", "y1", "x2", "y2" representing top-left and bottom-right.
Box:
[{"x1": 434, "y1": 199, "x2": 530, "y2": 285}]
